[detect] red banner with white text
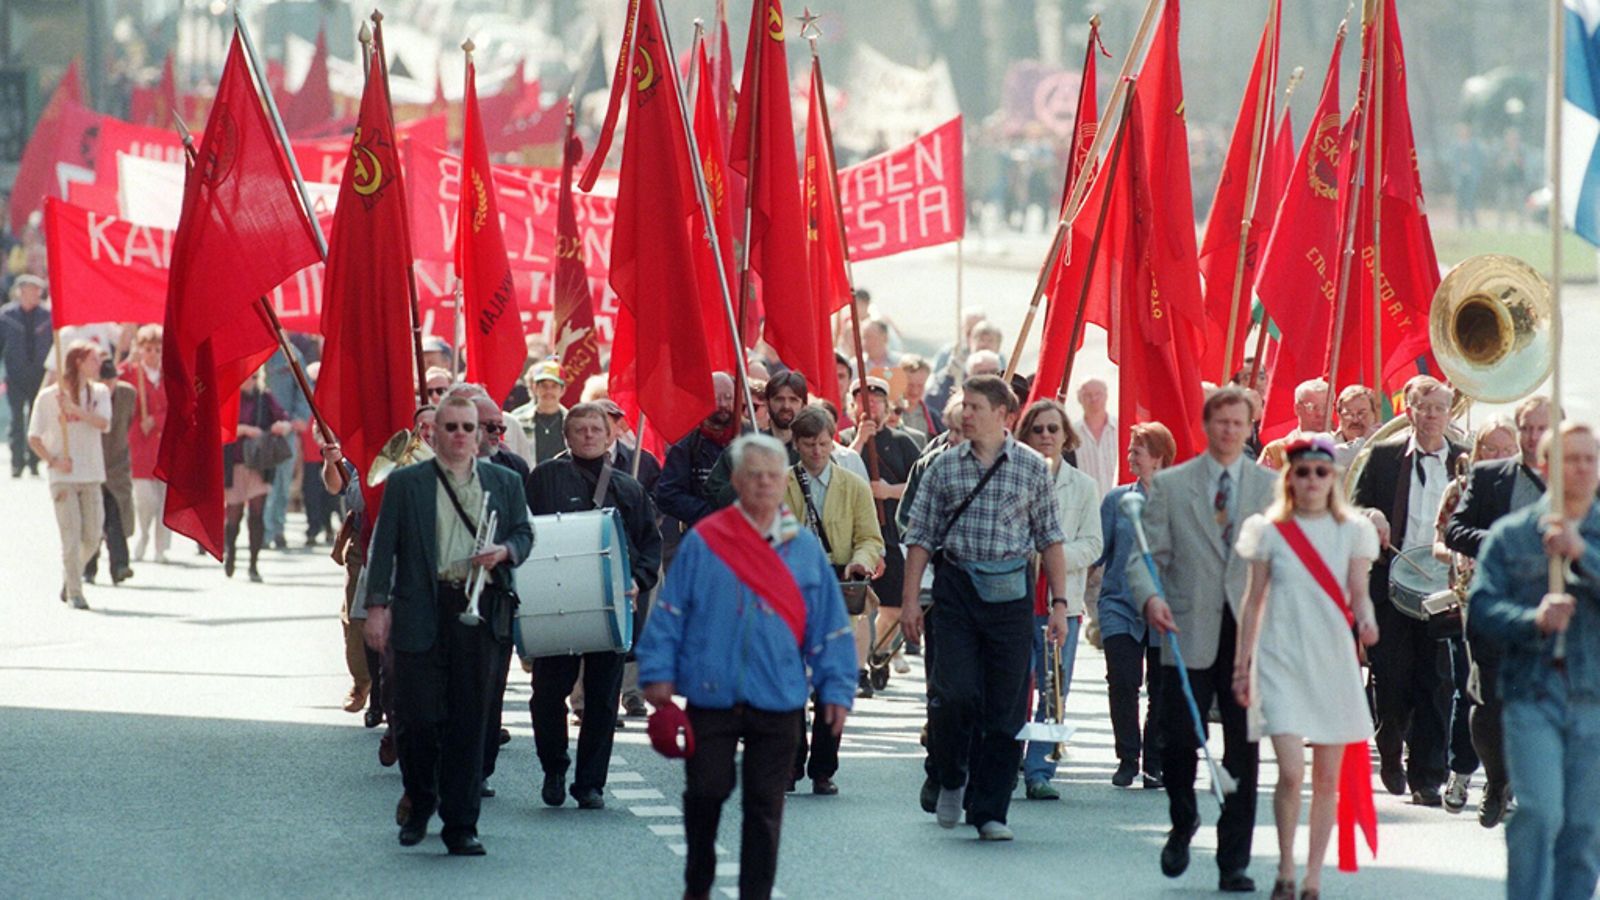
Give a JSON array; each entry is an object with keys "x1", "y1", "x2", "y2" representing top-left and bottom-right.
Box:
[{"x1": 836, "y1": 115, "x2": 964, "y2": 261}]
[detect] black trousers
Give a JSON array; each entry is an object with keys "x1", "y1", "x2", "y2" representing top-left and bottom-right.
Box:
[
  {"x1": 1447, "y1": 636, "x2": 1480, "y2": 776},
  {"x1": 301, "y1": 460, "x2": 335, "y2": 541},
  {"x1": 481, "y1": 635, "x2": 514, "y2": 780},
  {"x1": 6, "y1": 382, "x2": 38, "y2": 473},
  {"x1": 391, "y1": 590, "x2": 501, "y2": 843},
  {"x1": 1370, "y1": 598, "x2": 1450, "y2": 791},
  {"x1": 530, "y1": 651, "x2": 624, "y2": 794},
  {"x1": 925, "y1": 563, "x2": 1032, "y2": 828},
  {"x1": 1158, "y1": 609, "x2": 1259, "y2": 875},
  {"x1": 792, "y1": 691, "x2": 840, "y2": 781},
  {"x1": 1104, "y1": 633, "x2": 1165, "y2": 774},
  {"x1": 84, "y1": 487, "x2": 130, "y2": 579},
  {"x1": 1467, "y1": 634, "x2": 1508, "y2": 788},
  {"x1": 684, "y1": 705, "x2": 802, "y2": 900}
]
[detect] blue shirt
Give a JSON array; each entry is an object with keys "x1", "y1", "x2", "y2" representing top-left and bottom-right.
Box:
[{"x1": 1095, "y1": 482, "x2": 1152, "y2": 645}]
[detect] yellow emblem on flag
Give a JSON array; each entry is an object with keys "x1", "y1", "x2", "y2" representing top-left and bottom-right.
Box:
[
  {"x1": 471, "y1": 169, "x2": 489, "y2": 234},
  {"x1": 350, "y1": 125, "x2": 384, "y2": 197}
]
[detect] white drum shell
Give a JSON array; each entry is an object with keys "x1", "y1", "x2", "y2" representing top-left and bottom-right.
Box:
[{"x1": 515, "y1": 508, "x2": 633, "y2": 656}]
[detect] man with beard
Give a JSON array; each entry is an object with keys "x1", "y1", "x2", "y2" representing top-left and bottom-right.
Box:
[
  {"x1": 658, "y1": 372, "x2": 739, "y2": 538},
  {"x1": 841, "y1": 376, "x2": 922, "y2": 694},
  {"x1": 705, "y1": 371, "x2": 807, "y2": 508}
]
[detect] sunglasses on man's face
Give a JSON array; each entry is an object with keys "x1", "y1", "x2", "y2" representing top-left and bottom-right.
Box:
[
  {"x1": 481, "y1": 422, "x2": 507, "y2": 435},
  {"x1": 427, "y1": 386, "x2": 448, "y2": 398},
  {"x1": 441, "y1": 421, "x2": 477, "y2": 434},
  {"x1": 1030, "y1": 423, "x2": 1062, "y2": 435},
  {"x1": 1291, "y1": 464, "x2": 1332, "y2": 479}
]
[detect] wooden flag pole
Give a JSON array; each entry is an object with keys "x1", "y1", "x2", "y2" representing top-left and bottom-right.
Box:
[
  {"x1": 654, "y1": 0, "x2": 760, "y2": 425},
  {"x1": 53, "y1": 329, "x2": 70, "y2": 464},
  {"x1": 1321, "y1": 16, "x2": 1365, "y2": 433},
  {"x1": 1004, "y1": 0, "x2": 1165, "y2": 383},
  {"x1": 1245, "y1": 64, "x2": 1304, "y2": 392},
  {"x1": 372, "y1": 11, "x2": 430, "y2": 410},
  {"x1": 1548, "y1": 0, "x2": 1570, "y2": 662},
  {"x1": 1219, "y1": 0, "x2": 1279, "y2": 385}
]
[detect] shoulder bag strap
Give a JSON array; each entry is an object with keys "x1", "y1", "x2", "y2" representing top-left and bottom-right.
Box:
[
  {"x1": 793, "y1": 464, "x2": 834, "y2": 555},
  {"x1": 936, "y1": 455, "x2": 1006, "y2": 549},
  {"x1": 433, "y1": 461, "x2": 480, "y2": 534}
]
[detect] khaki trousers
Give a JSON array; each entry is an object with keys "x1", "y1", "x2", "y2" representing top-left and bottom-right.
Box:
[{"x1": 52, "y1": 482, "x2": 103, "y2": 598}]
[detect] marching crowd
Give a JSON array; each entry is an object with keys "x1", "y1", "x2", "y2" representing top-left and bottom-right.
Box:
[{"x1": 7, "y1": 268, "x2": 1600, "y2": 899}]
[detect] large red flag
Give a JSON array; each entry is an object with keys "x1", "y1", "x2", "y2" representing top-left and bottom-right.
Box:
[
  {"x1": 731, "y1": 0, "x2": 825, "y2": 391},
  {"x1": 592, "y1": 0, "x2": 715, "y2": 442},
  {"x1": 315, "y1": 23, "x2": 417, "y2": 492},
  {"x1": 457, "y1": 54, "x2": 525, "y2": 404},
  {"x1": 691, "y1": 43, "x2": 739, "y2": 376},
  {"x1": 1197, "y1": 0, "x2": 1280, "y2": 383},
  {"x1": 551, "y1": 115, "x2": 602, "y2": 407},
  {"x1": 10, "y1": 62, "x2": 95, "y2": 234},
  {"x1": 1029, "y1": 21, "x2": 1110, "y2": 408},
  {"x1": 1257, "y1": 29, "x2": 1346, "y2": 439},
  {"x1": 803, "y1": 60, "x2": 851, "y2": 408},
  {"x1": 157, "y1": 34, "x2": 322, "y2": 558},
  {"x1": 281, "y1": 27, "x2": 334, "y2": 136}
]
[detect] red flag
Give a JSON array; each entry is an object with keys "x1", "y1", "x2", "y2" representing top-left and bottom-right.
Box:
[
  {"x1": 1257, "y1": 29, "x2": 1346, "y2": 440},
  {"x1": 1351, "y1": 0, "x2": 1441, "y2": 400},
  {"x1": 10, "y1": 62, "x2": 94, "y2": 234},
  {"x1": 315, "y1": 22, "x2": 418, "y2": 491},
  {"x1": 457, "y1": 55, "x2": 525, "y2": 404},
  {"x1": 596, "y1": 0, "x2": 716, "y2": 442},
  {"x1": 130, "y1": 54, "x2": 178, "y2": 127},
  {"x1": 1258, "y1": 108, "x2": 1296, "y2": 232},
  {"x1": 691, "y1": 43, "x2": 738, "y2": 375},
  {"x1": 731, "y1": 0, "x2": 824, "y2": 391},
  {"x1": 157, "y1": 34, "x2": 322, "y2": 558},
  {"x1": 1197, "y1": 0, "x2": 1280, "y2": 382},
  {"x1": 551, "y1": 116, "x2": 603, "y2": 407},
  {"x1": 803, "y1": 61, "x2": 851, "y2": 408},
  {"x1": 1029, "y1": 21, "x2": 1110, "y2": 408},
  {"x1": 711, "y1": 0, "x2": 744, "y2": 259},
  {"x1": 281, "y1": 27, "x2": 334, "y2": 136}
]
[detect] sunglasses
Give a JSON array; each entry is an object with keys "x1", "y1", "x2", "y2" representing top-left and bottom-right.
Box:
[
  {"x1": 427, "y1": 386, "x2": 448, "y2": 398},
  {"x1": 481, "y1": 422, "x2": 507, "y2": 435},
  {"x1": 1291, "y1": 465, "x2": 1333, "y2": 479},
  {"x1": 1029, "y1": 423, "x2": 1062, "y2": 435},
  {"x1": 441, "y1": 421, "x2": 477, "y2": 434}
]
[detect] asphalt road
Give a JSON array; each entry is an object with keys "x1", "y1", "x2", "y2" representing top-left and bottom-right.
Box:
[{"x1": 1, "y1": 464, "x2": 1507, "y2": 898}]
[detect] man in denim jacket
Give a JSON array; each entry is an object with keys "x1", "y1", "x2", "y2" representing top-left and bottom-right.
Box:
[{"x1": 1469, "y1": 423, "x2": 1600, "y2": 900}]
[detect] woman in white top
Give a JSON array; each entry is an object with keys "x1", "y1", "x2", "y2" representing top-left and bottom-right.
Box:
[
  {"x1": 1233, "y1": 437, "x2": 1380, "y2": 900},
  {"x1": 1016, "y1": 398, "x2": 1103, "y2": 800},
  {"x1": 27, "y1": 340, "x2": 111, "y2": 609}
]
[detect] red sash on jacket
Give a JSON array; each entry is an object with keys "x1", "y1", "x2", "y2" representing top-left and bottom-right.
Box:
[
  {"x1": 697, "y1": 505, "x2": 807, "y2": 647},
  {"x1": 1276, "y1": 519, "x2": 1378, "y2": 873}
]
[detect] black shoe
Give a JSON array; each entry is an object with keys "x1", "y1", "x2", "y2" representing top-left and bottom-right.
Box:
[
  {"x1": 1218, "y1": 871, "x2": 1256, "y2": 893},
  {"x1": 272, "y1": 535, "x2": 288, "y2": 551},
  {"x1": 905, "y1": 641, "x2": 921, "y2": 656},
  {"x1": 481, "y1": 782, "x2": 496, "y2": 798},
  {"x1": 1142, "y1": 769, "x2": 1164, "y2": 790},
  {"x1": 623, "y1": 695, "x2": 649, "y2": 717},
  {"x1": 223, "y1": 555, "x2": 235, "y2": 578},
  {"x1": 1112, "y1": 761, "x2": 1138, "y2": 787},
  {"x1": 920, "y1": 776, "x2": 939, "y2": 814},
  {"x1": 786, "y1": 777, "x2": 798, "y2": 793},
  {"x1": 394, "y1": 793, "x2": 411, "y2": 826},
  {"x1": 398, "y1": 812, "x2": 429, "y2": 846},
  {"x1": 445, "y1": 835, "x2": 486, "y2": 856},
  {"x1": 1379, "y1": 764, "x2": 1407, "y2": 796},
  {"x1": 10, "y1": 468, "x2": 20, "y2": 479},
  {"x1": 812, "y1": 778, "x2": 839, "y2": 796},
  {"x1": 541, "y1": 773, "x2": 565, "y2": 807},
  {"x1": 574, "y1": 788, "x2": 605, "y2": 810},
  {"x1": 1160, "y1": 822, "x2": 1199, "y2": 878},
  {"x1": 1480, "y1": 782, "x2": 1510, "y2": 828},
  {"x1": 304, "y1": 533, "x2": 318, "y2": 548},
  {"x1": 498, "y1": 727, "x2": 511, "y2": 746},
  {"x1": 856, "y1": 670, "x2": 874, "y2": 699},
  {"x1": 247, "y1": 566, "x2": 262, "y2": 583},
  {"x1": 112, "y1": 566, "x2": 133, "y2": 585},
  {"x1": 364, "y1": 706, "x2": 383, "y2": 729},
  {"x1": 1412, "y1": 785, "x2": 1443, "y2": 807}
]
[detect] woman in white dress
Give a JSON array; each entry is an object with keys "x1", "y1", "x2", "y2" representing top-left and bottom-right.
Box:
[{"x1": 1232, "y1": 437, "x2": 1380, "y2": 900}]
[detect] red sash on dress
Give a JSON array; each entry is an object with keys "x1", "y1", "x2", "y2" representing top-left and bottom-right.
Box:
[
  {"x1": 697, "y1": 506, "x2": 808, "y2": 647},
  {"x1": 1276, "y1": 519, "x2": 1379, "y2": 873}
]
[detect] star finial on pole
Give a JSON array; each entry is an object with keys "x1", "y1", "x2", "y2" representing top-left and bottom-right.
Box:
[{"x1": 797, "y1": 7, "x2": 822, "y2": 42}]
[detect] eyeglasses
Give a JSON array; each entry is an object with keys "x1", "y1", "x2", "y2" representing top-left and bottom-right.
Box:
[
  {"x1": 1291, "y1": 465, "x2": 1333, "y2": 479},
  {"x1": 1029, "y1": 423, "x2": 1062, "y2": 435},
  {"x1": 441, "y1": 421, "x2": 477, "y2": 434},
  {"x1": 481, "y1": 422, "x2": 507, "y2": 435},
  {"x1": 427, "y1": 386, "x2": 448, "y2": 398}
]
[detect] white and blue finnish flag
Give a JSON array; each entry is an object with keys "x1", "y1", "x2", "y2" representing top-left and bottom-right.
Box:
[{"x1": 1565, "y1": 0, "x2": 1600, "y2": 246}]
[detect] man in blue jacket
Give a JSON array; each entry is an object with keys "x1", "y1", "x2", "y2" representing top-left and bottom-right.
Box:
[
  {"x1": 638, "y1": 433, "x2": 857, "y2": 900},
  {"x1": 1469, "y1": 422, "x2": 1600, "y2": 900}
]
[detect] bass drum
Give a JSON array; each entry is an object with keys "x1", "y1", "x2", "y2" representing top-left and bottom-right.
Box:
[
  {"x1": 1388, "y1": 546, "x2": 1448, "y2": 621},
  {"x1": 515, "y1": 508, "x2": 634, "y2": 657}
]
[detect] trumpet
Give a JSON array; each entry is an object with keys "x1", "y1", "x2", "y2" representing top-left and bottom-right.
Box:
[{"x1": 460, "y1": 494, "x2": 498, "y2": 627}]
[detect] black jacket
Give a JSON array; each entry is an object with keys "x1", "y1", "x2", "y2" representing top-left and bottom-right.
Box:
[
  {"x1": 490, "y1": 446, "x2": 531, "y2": 481},
  {"x1": 1444, "y1": 457, "x2": 1543, "y2": 560},
  {"x1": 611, "y1": 443, "x2": 662, "y2": 495},
  {"x1": 0, "y1": 300, "x2": 52, "y2": 389},
  {"x1": 655, "y1": 431, "x2": 728, "y2": 526},
  {"x1": 525, "y1": 454, "x2": 662, "y2": 593},
  {"x1": 1351, "y1": 433, "x2": 1468, "y2": 583}
]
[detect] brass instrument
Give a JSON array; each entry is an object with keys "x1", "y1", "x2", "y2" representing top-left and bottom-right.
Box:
[
  {"x1": 1344, "y1": 253, "x2": 1553, "y2": 495},
  {"x1": 366, "y1": 428, "x2": 435, "y2": 486}
]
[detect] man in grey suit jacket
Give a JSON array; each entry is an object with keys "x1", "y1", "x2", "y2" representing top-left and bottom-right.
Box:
[{"x1": 1128, "y1": 387, "x2": 1275, "y2": 893}]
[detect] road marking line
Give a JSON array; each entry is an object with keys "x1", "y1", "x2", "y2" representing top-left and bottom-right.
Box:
[
  {"x1": 648, "y1": 824, "x2": 685, "y2": 837},
  {"x1": 609, "y1": 771, "x2": 646, "y2": 783},
  {"x1": 611, "y1": 788, "x2": 666, "y2": 800},
  {"x1": 627, "y1": 804, "x2": 683, "y2": 817}
]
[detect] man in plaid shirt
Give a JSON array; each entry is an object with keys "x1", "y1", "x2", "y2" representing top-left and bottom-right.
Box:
[{"x1": 901, "y1": 375, "x2": 1070, "y2": 841}]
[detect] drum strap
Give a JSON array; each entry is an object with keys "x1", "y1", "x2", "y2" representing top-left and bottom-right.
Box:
[{"x1": 1274, "y1": 519, "x2": 1378, "y2": 873}]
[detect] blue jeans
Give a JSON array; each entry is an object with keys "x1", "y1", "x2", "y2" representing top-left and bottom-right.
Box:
[
  {"x1": 1501, "y1": 688, "x2": 1600, "y2": 900},
  {"x1": 263, "y1": 437, "x2": 301, "y2": 544},
  {"x1": 1024, "y1": 614, "x2": 1081, "y2": 786}
]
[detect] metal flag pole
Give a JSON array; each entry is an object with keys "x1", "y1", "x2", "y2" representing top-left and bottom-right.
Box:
[
  {"x1": 1549, "y1": 0, "x2": 1571, "y2": 663},
  {"x1": 654, "y1": 0, "x2": 759, "y2": 424}
]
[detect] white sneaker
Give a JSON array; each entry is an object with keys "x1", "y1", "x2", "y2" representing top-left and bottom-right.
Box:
[
  {"x1": 978, "y1": 821, "x2": 1014, "y2": 841},
  {"x1": 935, "y1": 786, "x2": 963, "y2": 829},
  {"x1": 892, "y1": 651, "x2": 910, "y2": 674},
  {"x1": 1444, "y1": 772, "x2": 1472, "y2": 814}
]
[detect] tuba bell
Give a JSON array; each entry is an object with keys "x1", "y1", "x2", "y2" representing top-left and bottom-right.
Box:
[{"x1": 367, "y1": 428, "x2": 435, "y2": 486}]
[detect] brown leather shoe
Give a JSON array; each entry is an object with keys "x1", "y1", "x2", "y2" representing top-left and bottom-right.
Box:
[
  {"x1": 379, "y1": 730, "x2": 398, "y2": 767},
  {"x1": 394, "y1": 792, "x2": 412, "y2": 826},
  {"x1": 343, "y1": 685, "x2": 370, "y2": 713}
]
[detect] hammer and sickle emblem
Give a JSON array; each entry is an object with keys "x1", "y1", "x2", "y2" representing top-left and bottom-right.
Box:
[
  {"x1": 767, "y1": 6, "x2": 785, "y2": 40},
  {"x1": 633, "y1": 43, "x2": 656, "y2": 92},
  {"x1": 350, "y1": 126, "x2": 384, "y2": 197}
]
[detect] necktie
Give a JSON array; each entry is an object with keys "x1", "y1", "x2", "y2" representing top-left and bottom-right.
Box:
[
  {"x1": 1215, "y1": 469, "x2": 1234, "y2": 545},
  {"x1": 1414, "y1": 453, "x2": 1429, "y2": 487}
]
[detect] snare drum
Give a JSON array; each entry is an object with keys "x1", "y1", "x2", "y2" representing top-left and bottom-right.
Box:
[
  {"x1": 515, "y1": 508, "x2": 634, "y2": 657},
  {"x1": 1388, "y1": 546, "x2": 1448, "y2": 621}
]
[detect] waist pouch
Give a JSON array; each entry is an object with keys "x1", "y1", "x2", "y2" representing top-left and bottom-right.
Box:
[{"x1": 958, "y1": 556, "x2": 1031, "y2": 604}]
